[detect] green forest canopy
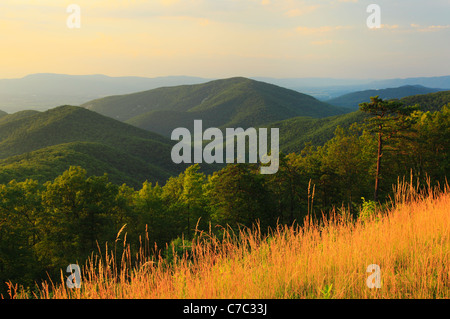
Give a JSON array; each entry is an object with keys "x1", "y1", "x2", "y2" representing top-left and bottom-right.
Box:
[{"x1": 0, "y1": 102, "x2": 448, "y2": 296}]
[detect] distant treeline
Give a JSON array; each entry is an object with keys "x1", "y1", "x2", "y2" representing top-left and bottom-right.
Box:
[{"x1": 0, "y1": 104, "x2": 448, "y2": 296}]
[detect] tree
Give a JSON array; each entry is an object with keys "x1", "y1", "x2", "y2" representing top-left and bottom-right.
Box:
[
  {"x1": 359, "y1": 96, "x2": 416, "y2": 201},
  {"x1": 265, "y1": 153, "x2": 306, "y2": 225},
  {"x1": 0, "y1": 179, "x2": 43, "y2": 293},
  {"x1": 397, "y1": 104, "x2": 450, "y2": 185},
  {"x1": 320, "y1": 125, "x2": 373, "y2": 207},
  {"x1": 179, "y1": 164, "x2": 208, "y2": 239},
  {"x1": 133, "y1": 181, "x2": 174, "y2": 247},
  {"x1": 204, "y1": 164, "x2": 275, "y2": 232},
  {"x1": 39, "y1": 166, "x2": 118, "y2": 271}
]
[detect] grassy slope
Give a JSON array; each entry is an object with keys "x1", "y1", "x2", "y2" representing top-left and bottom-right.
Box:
[{"x1": 26, "y1": 183, "x2": 449, "y2": 299}]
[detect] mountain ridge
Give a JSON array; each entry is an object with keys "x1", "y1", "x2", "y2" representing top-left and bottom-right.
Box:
[
  {"x1": 326, "y1": 85, "x2": 444, "y2": 109},
  {"x1": 0, "y1": 90, "x2": 448, "y2": 186},
  {"x1": 272, "y1": 90, "x2": 450, "y2": 153},
  {"x1": 0, "y1": 73, "x2": 211, "y2": 112},
  {"x1": 0, "y1": 105, "x2": 183, "y2": 186},
  {"x1": 82, "y1": 77, "x2": 345, "y2": 137},
  {"x1": 2, "y1": 73, "x2": 450, "y2": 112}
]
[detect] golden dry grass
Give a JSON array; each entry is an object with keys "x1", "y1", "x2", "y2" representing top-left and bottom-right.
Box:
[{"x1": 9, "y1": 181, "x2": 450, "y2": 299}]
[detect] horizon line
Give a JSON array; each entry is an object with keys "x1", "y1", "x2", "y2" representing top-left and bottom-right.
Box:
[{"x1": 2, "y1": 72, "x2": 450, "y2": 82}]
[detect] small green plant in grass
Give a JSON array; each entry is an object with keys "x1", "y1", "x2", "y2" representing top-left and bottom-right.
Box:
[
  {"x1": 320, "y1": 284, "x2": 333, "y2": 299},
  {"x1": 359, "y1": 197, "x2": 377, "y2": 223}
]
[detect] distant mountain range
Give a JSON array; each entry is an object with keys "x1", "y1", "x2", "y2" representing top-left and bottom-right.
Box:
[
  {"x1": 0, "y1": 75, "x2": 448, "y2": 187},
  {"x1": 82, "y1": 77, "x2": 345, "y2": 137},
  {"x1": 326, "y1": 85, "x2": 445, "y2": 110},
  {"x1": 2, "y1": 73, "x2": 450, "y2": 112},
  {"x1": 0, "y1": 73, "x2": 210, "y2": 113},
  {"x1": 255, "y1": 75, "x2": 450, "y2": 90},
  {"x1": 255, "y1": 75, "x2": 450, "y2": 100}
]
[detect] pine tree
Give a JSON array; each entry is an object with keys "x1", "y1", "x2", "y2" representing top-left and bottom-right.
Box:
[{"x1": 359, "y1": 96, "x2": 416, "y2": 201}]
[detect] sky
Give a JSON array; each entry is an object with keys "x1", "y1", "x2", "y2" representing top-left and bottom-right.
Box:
[{"x1": 0, "y1": 0, "x2": 449, "y2": 79}]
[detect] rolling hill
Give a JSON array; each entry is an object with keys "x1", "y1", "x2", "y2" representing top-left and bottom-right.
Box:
[
  {"x1": 3, "y1": 73, "x2": 449, "y2": 113},
  {"x1": 82, "y1": 77, "x2": 346, "y2": 137},
  {"x1": 0, "y1": 105, "x2": 183, "y2": 187},
  {"x1": 255, "y1": 76, "x2": 450, "y2": 100},
  {"x1": 398, "y1": 90, "x2": 450, "y2": 112},
  {"x1": 269, "y1": 90, "x2": 450, "y2": 153},
  {"x1": 367, "y1": 75, "x2": 450, "y2": 90},
  {"x1": 265, "y1": 111, "x2": 367, "y2": 153},
  {"x1": 326, "y1": 85, "x2": 443, "y2": 109},
  {"x1": 1, "y1": 85, "x2": 447, "y2": 187}
]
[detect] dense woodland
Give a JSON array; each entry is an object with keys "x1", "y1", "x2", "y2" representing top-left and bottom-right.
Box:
[{"x1": 0, "y1": 98, "x2": 448, "y2": 295}]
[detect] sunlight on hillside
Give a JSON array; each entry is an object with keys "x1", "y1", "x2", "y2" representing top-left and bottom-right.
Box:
[{"x1": 9, "y1": 181, "x2": 449, "y2": 299}]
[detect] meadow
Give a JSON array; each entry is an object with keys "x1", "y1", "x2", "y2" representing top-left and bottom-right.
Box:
[{"x1": 8, "y1": 180, "x2": 449, "y2": 299}]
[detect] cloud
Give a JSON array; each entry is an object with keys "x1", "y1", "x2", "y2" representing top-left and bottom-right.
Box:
[
  {"x1": 380, "y1": 24, "x2": 399, "y2": 30},
  {"x1": 285, "y1": 5, "x2": 320, "y2": 17},
  {"x1": 1, "y1": 0, "x2": 449, "y2": 79},
  {"x1": 296, "y1": 25, "x2": 352, "y2": 35},
  {"x1": 426, "y1": 25, "x2": 450, "y2": 30},
  {"x1": 159, "y1": 15, "x2": 211, "y2": 26},
  {"x1": 419, "y1": 25, "x2": 450, "y2": 32},
  {"x1": 368, "y1": 24, "x2": 450, "y2": 33},
  {"x1": 408, "y1": 23, "x2": 450, "y2": 32}
]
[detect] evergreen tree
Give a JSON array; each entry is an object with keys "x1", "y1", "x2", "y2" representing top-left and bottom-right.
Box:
[{"x1": 359, "y1": 96, "x2": 416, "y2": 201}]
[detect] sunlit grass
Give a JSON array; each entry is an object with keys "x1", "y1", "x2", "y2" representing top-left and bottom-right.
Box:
[{"x1": 8, "y1": 180, "x2": 449, "y2": 299}]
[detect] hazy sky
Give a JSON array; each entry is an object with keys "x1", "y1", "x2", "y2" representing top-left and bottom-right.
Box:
[{"x1": 0, "y1": 0, "x2": 449, "y2": 79}]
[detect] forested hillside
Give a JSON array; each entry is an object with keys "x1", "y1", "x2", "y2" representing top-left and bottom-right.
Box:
[
  {"x1": 399, "y1": 90, "x2": 450, "y2": 112},
  {"x1": 326, "y1": 85, "x2": 442, "y2": 109},
  {"x1": 272, "y1": 90, "x2": 450, "y2": 153},
  {"x1": 1, "y1": 98, "x2": 448, "y2": 296},
  {"x1": 0, "y1": 105, "x2": 183, "y2": 187},
  {"x1": 82, "y1": 77, "x2": 345, "y2": 137}
]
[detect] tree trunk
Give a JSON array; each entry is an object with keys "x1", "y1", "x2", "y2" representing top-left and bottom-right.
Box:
[
  {"x1": 289, "y1": 177, "x2": 294, "y2": 224},
  {"x1": 187, "y1": 206, "x2": 190, "y2": 240},
  {"x1": 374, "y1": 129, "x2": 383, "y2": 202}
]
